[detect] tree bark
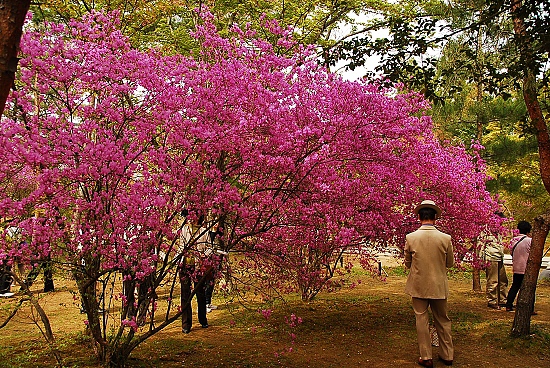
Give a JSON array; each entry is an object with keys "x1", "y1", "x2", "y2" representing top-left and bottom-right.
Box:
[
  {"x1": 522, "y1": 68, "x2": 550, "y2": 193},
  {"x1": 475, "y1": 23, "x2": 484, "y2": 142},
  {"x1": 511, "y1": 213, "x2": 550, "y2": 336},
  {"x1": 510, "y1": 0, "x2": 550, "y2": 337},
  {"x1": 510, "y1": 1, "x2": 550, "y2": 193},
  {"x1": 472, "y1": 268, "x2": 482, "y2": 292},
  {"x1": 10, "y1": 271, "x2": 63, "y2": 364},
  {"x1": 471, "y1": 22, "x2": 485, "y2": 292},
  {"x1": 0, "y1": 0, "x2": 31, "y2": 116}
]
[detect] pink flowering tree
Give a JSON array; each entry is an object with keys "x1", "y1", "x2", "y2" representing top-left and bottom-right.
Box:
[{"x1": 0, "y1": 10, "x2": 502, "y2": 366}]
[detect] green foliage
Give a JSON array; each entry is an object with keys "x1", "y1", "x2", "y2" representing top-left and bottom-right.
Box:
[
  {"x1": 450, "y1": 309, "x2": 484, "y2": 332},
  {"x1": 0, "y1": 339, "x2": 48, "y2": 367},
  {"x1": 430, "y1": 81, "x2": 550, "y2": 219},
  {"x1": 30, "y1": 0, "x2": 200, "y2": 54},
  {"x1": 30, "y1": 0, "x2": 373, "y2": 55},
  {"x1": 385, "y1": 265, "x2": 407, "y2": 277}
]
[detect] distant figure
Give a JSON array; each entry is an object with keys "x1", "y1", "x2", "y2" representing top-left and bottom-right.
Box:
[
  {"x1": 505, "y1": 221, "x2": 534, "y2": 314},
  {"x1": 179, "y1": 210, "x2": 210, "y2": 333},
  {"x1": 404, "y1": 200, "x2": 454, "y2": 367},
  {"x1": 1, "y1": 225, "x2": 18, "y2": 297},
  {"x1": 0, "y1": 262, "x2": 14, "y2": 296},
  {"x1": 205, "y1": 225, "x2": 224, "y2": 313},
  {"x1": 23, "y1": 258, "x2": 55, "y2": 292},
  {"x1": 480, "y1": 213, "x2": 508, "y2": 309},
  {"x1": 22, "y1": 210, "x2": 55, "y2": 293}
]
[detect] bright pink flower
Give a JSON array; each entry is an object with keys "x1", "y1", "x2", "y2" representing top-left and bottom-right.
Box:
[{"x1": 0, "y1": 9, "x2": 502, "y2": 355}]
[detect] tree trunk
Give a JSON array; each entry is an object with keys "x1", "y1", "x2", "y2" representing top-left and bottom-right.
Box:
[
  {"x1": 511, "y1": 213, "x2": 550, "y2": 336},
  {"x1": 9, "y1": 271, "x2": 63, "y2": 364},
  {"x1": 471, "y1": 23, "x2": 485, "y2": 292},
  {"x1": 472, "y1": 237, "x2": 482, "y2": 292},
  {"x1": 0, "y1": 0, "x2": 31, "y2": 116},
  {"x1": 510, "y1": 1, "x2": 550, "y2": 193},
  {"x1": 472, "y1": 268, "x2": 482, "y2": 292},
  {"x1": 509, "y1": 0, "x2": 550, "y2": 337},
  {"x1": 475, "y1": 23, "x2": 484, "y2": 142},
  {"x1": 74, "y1": 255, "x2": 110, "y2": 364}
]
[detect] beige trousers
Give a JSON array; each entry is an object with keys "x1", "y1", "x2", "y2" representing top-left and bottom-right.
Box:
[
  {"x1": 412, "y1": 297, "x2": 454, "y2": 361},
  {"x1": 485, "y1": 260, "x2": 508, "y2": 306}
]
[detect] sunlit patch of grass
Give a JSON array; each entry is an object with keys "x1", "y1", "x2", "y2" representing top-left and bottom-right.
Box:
[
  {"x1": 451, "y1": 309, "x2": 484, "y2": 323},
  {"x1": 474, "y1": 320, "x2": 550, "y2": 360},
  {"x1": 349, "y1": 266, "x2": 372, "y2": 276},
  {"x1": 0, "y1": 340, "x2": 54, "y2": 367},
  {"x1": 448, "y1": 268, "x2": 478, "y2": 281},
  {"x1": 386, "y1": 265, "x2": 408, "y2": 276}
]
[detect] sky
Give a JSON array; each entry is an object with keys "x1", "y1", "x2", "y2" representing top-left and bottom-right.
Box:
[{"x1": 329, "y1": 11, "x2": 387, "y2": 82}]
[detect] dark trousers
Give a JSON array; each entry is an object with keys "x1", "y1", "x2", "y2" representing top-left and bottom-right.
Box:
[
  {"x1": 506, "y1": 273, "x2": 535, "y2": 311},
  {"x1": 26, "y1": 259, "x2": 54, "y2": 292},
  {"x1": 205, "y1": 281, "x2": 214, "y2": 305},
  {"x1": 0, "y1": 264, "x2": 13, "y2": 293},
  {"x1": 180, "y1": 265, "x2": 208, "y2": 330}
]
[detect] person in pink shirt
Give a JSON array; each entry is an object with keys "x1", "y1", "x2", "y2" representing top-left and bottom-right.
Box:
[{"x1": 505, "y1": 221, "x2": 534, "y2": 313}]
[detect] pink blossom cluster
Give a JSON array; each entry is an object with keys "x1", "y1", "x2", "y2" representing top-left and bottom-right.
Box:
[{"x1": 0, "y1": 10, "x2": 502, "y2": 314}]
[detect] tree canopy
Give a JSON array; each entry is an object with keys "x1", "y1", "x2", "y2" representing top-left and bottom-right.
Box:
[{"x1": 0, "y1": 10, "x2": 502, "y2": 365}]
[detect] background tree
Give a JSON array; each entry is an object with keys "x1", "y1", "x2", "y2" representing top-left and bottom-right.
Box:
[
  {"x1": 0, "y1": 0, "x2": 31, "y2": 116},
  {"x1": 29, "y1": 0, "x2": 372, "y2": 54},
  {"x1": 431, "y1": 4, "x2": 514, "y2": 291},
  {"x1": 508, "y1": 0, "x2": 550, "y2": 337},
  {"x1": 327, "y1": 0, "x2": 550, "y2": 336}
]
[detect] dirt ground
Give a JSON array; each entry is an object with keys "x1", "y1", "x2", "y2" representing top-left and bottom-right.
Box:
[{"x1": 0, "y1": 265, "x2": 549, "y2": 367}]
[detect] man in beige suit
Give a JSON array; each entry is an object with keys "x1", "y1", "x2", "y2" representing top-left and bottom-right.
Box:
[{"x1": 405, "y1": 200, "x2": 454, "y2": 367}]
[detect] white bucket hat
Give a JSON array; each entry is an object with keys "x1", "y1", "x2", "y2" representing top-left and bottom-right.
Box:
[{"x1": 414, "y1": 200, "x2": 442, "y2": 218}]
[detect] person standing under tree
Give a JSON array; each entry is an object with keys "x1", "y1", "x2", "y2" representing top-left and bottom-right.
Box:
[
  {"x1": 1, "y1": 220, "x2": 16, "y2": 297},
  {"x1": 0, "y1": 262, "x2": 13, "y2": 296},
  {"x1": 179, "y1": 209, "x2": 210, "y2": 333},
  {"x1": 481, "y1": 212, "x2": 508, "y2": 310},
  {"x1": 505, "y1": 221, "x2": 535, "y2": 314},
  {"x1": 404, "y1": 200, "x2": 454, "y2": 367}
]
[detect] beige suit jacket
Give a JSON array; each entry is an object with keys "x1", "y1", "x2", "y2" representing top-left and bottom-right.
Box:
[{"x1": 404, "y1": 225, "x2": 454, "y2": 299}]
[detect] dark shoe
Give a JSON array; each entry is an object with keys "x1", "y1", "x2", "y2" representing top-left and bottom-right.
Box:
[
  {"x1": 439, "y1": 357, "x2": 453, "y2": 366},
  {"x1": 498, "y1": 303, "x2": 507, "y2": 307},
  {"x1": 201, "y1": 324, "x2": 209, "y2": 328},
  {"x1": 531, "y1": 311, "x2": 538, "y2": 316},
  {"x1": 44, "y1": 282, "x2": 55, "y2": 292},
  {"x1": 417, "y1": 358, "x2": 433, "y2": 367},
  {"x1": 487, "y1": 303, "x2": 500, "y2": 310},
  {"x1": 182, "y1": 328, "x2": 190, "y2": 334},
  {"x1": 506, "y1": 306, "x2": 514, "y2": 312}
]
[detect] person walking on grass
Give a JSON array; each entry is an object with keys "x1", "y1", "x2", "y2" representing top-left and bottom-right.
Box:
[
  {"x1": 405, "y1": 200, "x2": 454, "y2": 367},
  {"x1": 505, "y1": 221, "x2": 535, "y2": 314}
]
